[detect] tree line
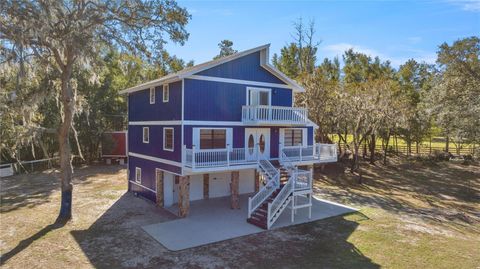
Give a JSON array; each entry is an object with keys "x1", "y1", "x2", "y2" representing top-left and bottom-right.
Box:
[{"x1": 272, "y1": 19, "x2": 479, "y2": 177}]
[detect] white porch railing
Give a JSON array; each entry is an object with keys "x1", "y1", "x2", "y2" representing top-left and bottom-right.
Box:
[
  {"x1": 281, "y1": 143, "x2": 337, "y2": 163},
  {"x1": 242, "y1": 105, "x2": 308, "y2": 124},
  {"x1": 183, "y1": 146, "x2": 257, "y2": 169}
]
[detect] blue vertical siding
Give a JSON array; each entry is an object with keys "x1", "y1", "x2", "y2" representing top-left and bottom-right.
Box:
[
  {"x1": 128, "y1": 156, "x2": 181, "y2": 202},
  {"x1": 307, "y1": 127, "x2": 314, "y2": 145},
  {"x1": 184, "y1": 79, "x2": 292, "y2": 121},
  {"x1": 128, "y1": 125, "x2": 182, "y2": 162},
  {"x1": 271, "y1": 88, "x2": 293, "y2": 106},
  {"x1": 196, "y1": 51, "x2": 286, "y2": 84},
  {"x1": 128, "y1": 81, "x2": 182, "y2": 121}
]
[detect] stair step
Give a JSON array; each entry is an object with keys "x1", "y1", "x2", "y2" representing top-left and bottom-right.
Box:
[{"x1": 247, "y1": 218, "x2": 267, "y2": 229}]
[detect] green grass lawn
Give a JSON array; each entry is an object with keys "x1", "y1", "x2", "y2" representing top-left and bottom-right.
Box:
[{"x1": 1, "y1": 160, "x2": 479, "y2": 268}]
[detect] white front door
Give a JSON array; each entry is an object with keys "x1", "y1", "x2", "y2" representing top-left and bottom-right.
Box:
[{"x1": 245, "y1": 128, "x2": 270, "y2": 161}]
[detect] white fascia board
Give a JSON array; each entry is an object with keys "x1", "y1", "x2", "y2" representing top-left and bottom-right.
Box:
[
  {"x1": 261, "y1": 63, "x2": 305, "y2": 92},
  {"x1": 119, "y1": 77, "x2": 181, "y2": 95}
]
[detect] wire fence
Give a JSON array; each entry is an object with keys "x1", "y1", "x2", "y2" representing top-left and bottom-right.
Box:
[{"x1": 0, "y1": 156, "x2": 85, "y2": 177}]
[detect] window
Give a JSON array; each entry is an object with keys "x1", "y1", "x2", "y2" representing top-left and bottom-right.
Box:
[
  {"x1": 149, "y1": 87, "x2": 155, "y2": 104},
  {"x1": 163, "y1": 127, "x2": 174, "y2": 151},
  {"x1": 143, "y1": 127, "x2": 149, "y2": 143},
  {"x1": 247, "y1": 87, "x2": 270, "y2": 106},
  {"x1": 284, "y1": 129, "x2": 303, "y2": 147},
  {"x1": 163, "y1": 84, "x2": 169, "y2": 102},
  {"x1": 135, "y1": 167, "x2": 141, "y2": 183},
  {"x1": 200, "y1": 129, "x2": 226, "y2": 149}
]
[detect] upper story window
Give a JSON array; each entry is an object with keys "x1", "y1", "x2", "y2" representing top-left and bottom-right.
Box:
[
  {"x1": 163, "y1": 127, "x2": 174, "y2": 151},
  {"x1": 284, "y1": 128, "x2": 303, "y2": 147},
  {"x1": 143, "y1": 127, "x2": 149, "y2": 143},
  {"x1": 149, "y1": 87, "x2": 155, "y2": 104},
  {"x1": 200, "y1": 129, "x2": 226, "y2": 149},
  {"x1": 135, "y1": 167, "x2": 142, "y2": 183},
  {"x1": 163, "y1": 84, "x2": 169, "y2": 102},
  {"x1": 247, "y1": 87, "x2": 270, "y2": 106}
]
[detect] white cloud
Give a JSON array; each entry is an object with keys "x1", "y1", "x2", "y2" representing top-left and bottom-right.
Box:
[{"x1": 446, "y1": 0, "x2": 480, "y2": 12}]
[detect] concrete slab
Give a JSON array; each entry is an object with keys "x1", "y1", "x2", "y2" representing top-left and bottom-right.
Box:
[{"x1": 142, "y1": 194, "x2": 357, "y2": 251}]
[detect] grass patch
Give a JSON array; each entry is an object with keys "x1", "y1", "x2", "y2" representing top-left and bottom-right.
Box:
[{"x1": 1, "y1": 161, "x2": 479, "y2": 268}]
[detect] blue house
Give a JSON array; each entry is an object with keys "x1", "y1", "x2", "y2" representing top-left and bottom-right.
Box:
[{"x1": 120, "y1": 44, "x2": 337, "y2": 229}]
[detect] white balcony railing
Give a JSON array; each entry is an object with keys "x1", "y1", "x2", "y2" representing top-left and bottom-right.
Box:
[
  {"x1": 183, "y1": 143, "x2": 337, "y2": 170},
  {"x1": 280, "y1": 143, "x2": 337, "y2": 163},
  {"x1": 183, "y1": 145, "x2": 257, "y2": 169},
  {"x1": 242, "y1": 105, "x2": 308, "y2": 124}
]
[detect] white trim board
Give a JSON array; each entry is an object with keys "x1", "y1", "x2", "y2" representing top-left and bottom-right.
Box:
[
  {"x1": 187, "y1": 75, "x2": 292, "y2": 90},
  {"x1": 129, "y1": 180, "x2": 157, "y2": 193},
  {"x1": 128, "y1": 152, "x2": 182, "y2": 167},
  {"x1": 129, "y1": 120, "x2": 315, "y2": 127},
  {"x1": 129, "y1": 121, "x2": 182, "y2": 126}
]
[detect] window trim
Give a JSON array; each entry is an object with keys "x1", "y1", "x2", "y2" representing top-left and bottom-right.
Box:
[
  {"x1": 149, "y1": 87, "x2": 155, "y2": 104},
  {"x1": 135, "y1": 167, "x2": 142, "y2": 183},
  {"x1": 163, "y1": 127, "x2": 174, "y2": 152},
  {"x1": 282, "y1": 128, "x2": 306, "y2": 147},
  {"x1": 193, "y1": 127, "x2": 232, "y2": 150},
  {"x1": 162, "y1": 84, "x2": 169, "y2": 103},
  {"x1": 143, "y1": 127, "x2": 149, "y2": 144},
  {"x1": 246, "y1": 86, "x2": 271, "y2": 106}
]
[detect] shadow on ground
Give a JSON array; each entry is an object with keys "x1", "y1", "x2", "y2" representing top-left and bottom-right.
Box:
[
  {"x1": 315, "y1": 160, "x2": 480, "y2": 226},
  {"x1": 0, "y1": 165, "x2": 125, "y2": 213},
  {"x1": 71, "y1": 193, "x2": 379, "y2": 268}
]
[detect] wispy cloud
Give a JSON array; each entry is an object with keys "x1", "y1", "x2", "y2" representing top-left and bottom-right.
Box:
[
  {"x1": 319, "y1": 42, "x2": 436, "y2": 67},
  {"x1": 446, "y1": 0, "x2": 480, "y2": 12}
]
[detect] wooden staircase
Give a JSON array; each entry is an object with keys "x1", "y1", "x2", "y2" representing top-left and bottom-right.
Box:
[{"x1": 247, "y1": 186, "x2": 284, "y2": 229}]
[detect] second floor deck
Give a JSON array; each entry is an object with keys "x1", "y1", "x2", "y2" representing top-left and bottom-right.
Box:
[
  {"x1": 183, "y1": 143, "x2": 337, "y2": 173},
  {"x1": 241, "y1": 105, "x2": 309, "y2": 125}
]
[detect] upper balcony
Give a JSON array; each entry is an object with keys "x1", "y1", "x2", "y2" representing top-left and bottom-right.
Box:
[{"x1": 241, "y1": 105, "x2": 309, "y2": 125}]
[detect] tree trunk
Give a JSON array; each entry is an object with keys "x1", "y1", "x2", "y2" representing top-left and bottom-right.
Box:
[
  {"x1": 394, "y1": 134, "x2": 398, "y2": 154},
  {"x1": 370, "y1": 134, "x2": 376, "y2": 164},
  {"x1": 383, "y1": 133, "x2": 391, "y2": 165},
  {"x1": 362, "y1": 139, "x2": 367, "y2": 159},
  {"x1": 57, "y1": 69, "x2": 75, "y2": 222},
  {"x1": 446, "y1": 135, "x2": 450, "y2": 153},
  {"x1": 353, "y1": 144, "x2": 361, "y2": 184}
]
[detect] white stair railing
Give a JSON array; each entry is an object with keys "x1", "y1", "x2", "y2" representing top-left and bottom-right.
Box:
[
  {"x1": 248, "y1": 156, "x2": 280, "y2": 218},
  {"x1": 267, "y1": 175, "x2": 294, "y2": 229}
]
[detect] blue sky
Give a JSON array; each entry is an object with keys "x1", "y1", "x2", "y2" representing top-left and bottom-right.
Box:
[{"x1": 165, "y1": 0, "x2": 480, "y2": 68}]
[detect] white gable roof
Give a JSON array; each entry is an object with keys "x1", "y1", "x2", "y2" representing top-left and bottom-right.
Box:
[{"x1": 119, "y1": 44, "x2": 305, "y2": 94}]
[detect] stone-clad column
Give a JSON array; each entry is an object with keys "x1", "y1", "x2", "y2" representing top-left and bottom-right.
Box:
[
  {"x1": 230, "y1": 171, "x2": 240, "y2": 209},
  {"x1": 178, "y1": 176, "x2": 190, "y2": 217},
  {"x1": 203, "y1": 174, "x2": 209, "y2": 199},
  {"x1": 155, "y1": 169, "x2": 164, "y2": 207},
  {"x1": 254, "y1": 169, "x2": 260, "y2": 192}
]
